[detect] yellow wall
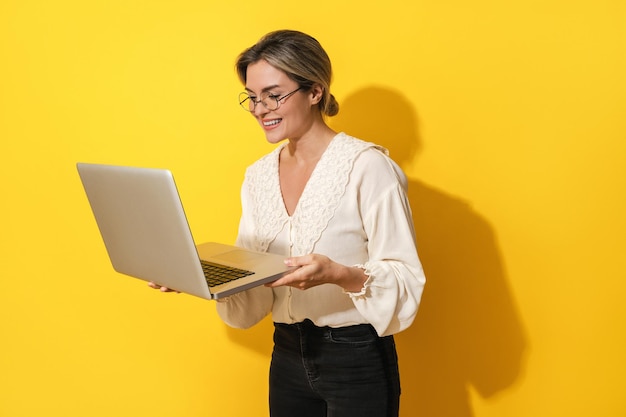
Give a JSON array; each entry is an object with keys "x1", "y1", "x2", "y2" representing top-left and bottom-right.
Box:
[{"x1": 1, "y1": 1, "x2": 624, "y2": 416}]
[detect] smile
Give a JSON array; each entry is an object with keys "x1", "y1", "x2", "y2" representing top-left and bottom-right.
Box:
[{"x1": 263, "y1": 119, "x2": 282, "y2": 127}]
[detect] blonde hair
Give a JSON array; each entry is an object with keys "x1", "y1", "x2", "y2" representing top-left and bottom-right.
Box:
[{"x1": 236, "y1": 30, "x2": 339, "y2": 117}]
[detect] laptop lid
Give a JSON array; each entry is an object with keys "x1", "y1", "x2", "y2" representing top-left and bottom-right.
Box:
[{"x1": 76, "y1": 162, "x2": 290, "y2": 300}]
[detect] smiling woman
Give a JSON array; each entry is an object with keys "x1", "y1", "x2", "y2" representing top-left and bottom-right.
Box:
[{"x1": 206, "y1": 30, "x2": 427, "y2": 417}]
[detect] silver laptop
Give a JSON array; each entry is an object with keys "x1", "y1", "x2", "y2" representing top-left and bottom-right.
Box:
[{"x1": 77, "y1": 162, "x2": 292, "y2": 300}]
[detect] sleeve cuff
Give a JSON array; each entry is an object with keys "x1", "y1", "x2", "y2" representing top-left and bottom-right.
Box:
[{"x1": 343, "y1": 264, "x2": 373, "y2": 297}]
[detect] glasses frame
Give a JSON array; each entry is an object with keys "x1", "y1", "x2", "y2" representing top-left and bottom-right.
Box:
[{"x1": 239, "y1": 87, "x2": 302, "y2": 112}]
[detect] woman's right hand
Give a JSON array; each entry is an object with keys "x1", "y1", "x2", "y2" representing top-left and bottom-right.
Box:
[{"x1": 147, "y1": 282, "x2": 180, "y2": 293}]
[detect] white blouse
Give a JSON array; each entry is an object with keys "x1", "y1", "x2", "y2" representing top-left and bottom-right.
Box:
[{"x1": 216, "y1": 133, "x2": 425, "y2": 336}]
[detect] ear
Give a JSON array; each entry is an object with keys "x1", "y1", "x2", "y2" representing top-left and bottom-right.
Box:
[{"x1": 309, "y1": 83, "x2": 324, "y2": 106}]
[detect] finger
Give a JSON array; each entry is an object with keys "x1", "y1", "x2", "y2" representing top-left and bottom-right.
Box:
[
  {"x1": 265, "y1": 269, "x2": 299, "y2": 288},
  {"x1": 265, "y1": 276, "x2": 289, "y2": 288},
  {"x1": 283, "y1": 255, "x2": 313, "y2": 268},
  {"x1": 148, "y1": 282, "x2": 179, "y2": 293},
  {"x1": 149, "y1": 283, "x2": 170, "y2": 291},
  {"x1": 267, "y1": 269, "x2": 314, "y2": 290}
]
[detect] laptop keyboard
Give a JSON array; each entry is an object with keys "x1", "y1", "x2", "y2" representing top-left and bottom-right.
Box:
[{"x1": 200, "y1": 260, "x2": 254, "y2": 287}]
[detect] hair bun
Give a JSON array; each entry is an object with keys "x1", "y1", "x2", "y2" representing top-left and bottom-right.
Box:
[{"x1": 325, "y1": 94, "x2": 339, "y2": 117}]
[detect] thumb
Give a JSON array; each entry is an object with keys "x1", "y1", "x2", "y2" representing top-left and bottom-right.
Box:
[{"x1": 284, "y1": 256, "x2": 306, "y2": 267}]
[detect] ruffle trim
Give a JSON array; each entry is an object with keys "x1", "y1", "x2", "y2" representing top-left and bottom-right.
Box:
[
  {"x1": 344, "y1": 263, "x2": 373, "y2": 297},
  {"x1": 244, "y1": 145, "x2": 285, "y2": 252}
]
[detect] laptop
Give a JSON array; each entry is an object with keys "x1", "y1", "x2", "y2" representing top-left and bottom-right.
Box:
[{"x1": 76, "y1": 162, "x2": 292, "y2": 300}]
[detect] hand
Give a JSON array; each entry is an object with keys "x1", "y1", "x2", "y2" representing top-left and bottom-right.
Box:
[
  {"x1": 147, "y1": 282, "x2": 180, "y2": 293},
  {"x1": 266, "y1": 254, "x2": 367, "y2": 292}
]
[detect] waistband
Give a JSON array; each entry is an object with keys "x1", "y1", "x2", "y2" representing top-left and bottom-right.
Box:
[{"x1": 274, "y1": 319, "x2": 378, "y2": 338}]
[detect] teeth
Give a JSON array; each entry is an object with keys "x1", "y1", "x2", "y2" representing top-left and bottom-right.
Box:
[{"x1": 263, "y1": 119, "x2": 281, "y2": 126}]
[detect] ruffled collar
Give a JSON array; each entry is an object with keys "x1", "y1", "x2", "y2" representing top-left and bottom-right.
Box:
[{"x1": 245, "y1": 132, "x2": 386, "y2": 255}]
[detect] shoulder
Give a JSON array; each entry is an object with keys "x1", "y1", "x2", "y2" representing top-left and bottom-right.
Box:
[
  {"x1": 331, "y1": 132, "x2": 387, "y2": 157},
  {"x1": 340, "y1": 134, "x2": 408, "y2": 191}
]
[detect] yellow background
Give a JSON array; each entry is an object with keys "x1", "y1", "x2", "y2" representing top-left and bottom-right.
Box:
[{"x1": 1, "y1": 1, "x2": 624, "y2": 416}]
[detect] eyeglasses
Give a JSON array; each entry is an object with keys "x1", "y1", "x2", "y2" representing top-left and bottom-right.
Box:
[{"x1": 238, "y1": 87, "x2": 302, "y2": 112}]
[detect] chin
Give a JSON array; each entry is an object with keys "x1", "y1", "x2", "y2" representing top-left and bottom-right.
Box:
[{"x1": 263, "y1": 130, "x2": 287, "y2": 145}]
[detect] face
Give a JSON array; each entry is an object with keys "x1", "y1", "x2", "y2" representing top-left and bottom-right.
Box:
[{"x1": 244, "y1": 60, "x2": 322, "y2": 144}]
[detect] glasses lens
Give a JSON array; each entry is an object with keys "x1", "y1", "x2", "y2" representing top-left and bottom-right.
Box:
[
  {"x1": 260, "y1": 93, "x2": 279, "y2": 111},
  {"x1": 238, "y1": 92, "x2": 254, "y2": 112}
]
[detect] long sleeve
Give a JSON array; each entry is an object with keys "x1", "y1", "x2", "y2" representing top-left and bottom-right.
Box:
[
  {"x1": 215, "y1": 284, "x2": 273, "y2": 329},
  {"x1": 349, "y1": 181, "x2": 425, "y2": 336}
]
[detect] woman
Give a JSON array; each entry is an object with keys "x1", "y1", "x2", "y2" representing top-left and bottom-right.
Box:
[{"x1": 218, "y1": 30, "x2": 426, "y2": 417}]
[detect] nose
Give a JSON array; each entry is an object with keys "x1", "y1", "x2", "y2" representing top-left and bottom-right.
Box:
[{"x1": 252, "y1": 101, "x2": 268, "y2": 117}]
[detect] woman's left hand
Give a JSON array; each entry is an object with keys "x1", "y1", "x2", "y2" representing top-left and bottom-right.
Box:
[{"x1": 266, "y1": 254, "x2": 367, "y2": 292}]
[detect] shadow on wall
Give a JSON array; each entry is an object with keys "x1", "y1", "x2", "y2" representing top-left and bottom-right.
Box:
[
  {"x1": 331, "y1": 86, "x2": 528, "y2": 417},
  {"x1": 224, "y1": 86, "x2": 528, "y2": 417}
]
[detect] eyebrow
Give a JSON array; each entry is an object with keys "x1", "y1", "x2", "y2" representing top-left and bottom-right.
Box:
[{"x1": 245, "y1": 84, "x2": 281, "y2": 94}]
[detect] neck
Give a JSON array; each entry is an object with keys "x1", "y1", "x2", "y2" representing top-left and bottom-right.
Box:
[{"x1": 284, "y1": 123, "x2": 337, "y2": 164}]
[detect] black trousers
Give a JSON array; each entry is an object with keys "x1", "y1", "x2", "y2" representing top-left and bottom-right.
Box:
[{"x1": 269, "y1": 320, "x2": 400, "y2": 417}]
